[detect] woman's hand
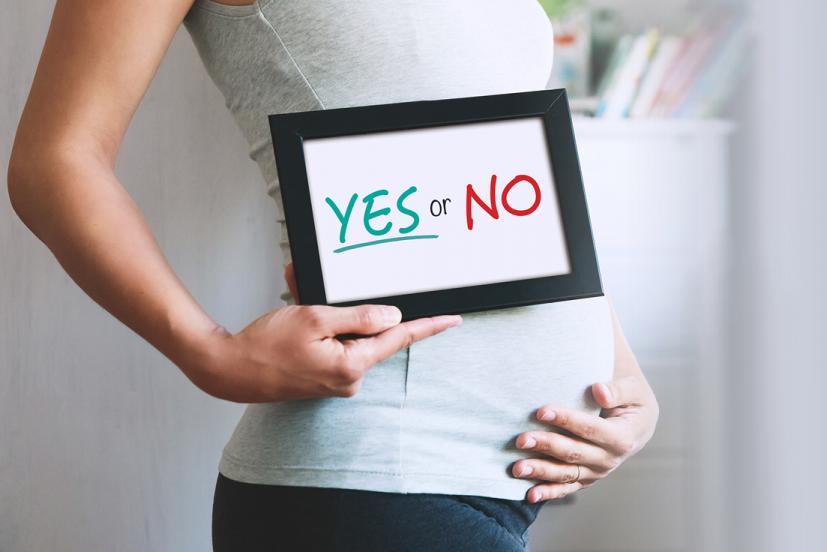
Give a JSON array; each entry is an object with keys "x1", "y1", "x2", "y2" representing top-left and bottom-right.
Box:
[
  {"x1": 184, "y1": 263, "x2": 461, "y2": 403},
  {"x1": 190, "y1": 303, "x2": 461, "y2": 403},
  {"x1": 511, "y1": 299, "x2": 659, "y2": 503},
  {"x1": 512, "y1": 375, "x2": 659, "y2": 503}
]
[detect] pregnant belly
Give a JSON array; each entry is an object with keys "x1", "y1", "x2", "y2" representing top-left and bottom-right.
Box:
[
  {"x1": 402, "y1": 296, "x2": 613, "y2": 482},
  {"x1": 220, "y1": 296, "x2": 612, "y2": 498}
]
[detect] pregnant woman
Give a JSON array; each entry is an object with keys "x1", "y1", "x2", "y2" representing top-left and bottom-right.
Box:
[{"x1": 8, "y1": 1, "x2": 659, "y2": 550}]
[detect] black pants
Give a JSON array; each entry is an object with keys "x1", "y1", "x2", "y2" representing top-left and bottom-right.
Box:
[{"x1": 212, "y1": 473, "x2": 544, "y2": 551}]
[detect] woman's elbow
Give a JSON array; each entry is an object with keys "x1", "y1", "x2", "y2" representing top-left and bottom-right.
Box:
[
  {"x1": 6, "y1": 150, "x2": 38, "y2": 229},
  {"x1": 6, "y1": 146, "x2": 71, "y2": 238},
  {"x1": 6, "y1": 142, "x2": 96, "y2": 237}
]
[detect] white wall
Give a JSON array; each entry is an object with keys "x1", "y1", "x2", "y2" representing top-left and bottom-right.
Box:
[
  {"x1": 1, "y1": 2, "x2": 284, "y2": 550},
  {"x1": 729, "y1": 1, "x2": 827, "y2": 550}
]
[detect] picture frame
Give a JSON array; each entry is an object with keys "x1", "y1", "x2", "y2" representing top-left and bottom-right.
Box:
[{"x1": 268, "y1": 88, "x2": 603, "y2": 321}]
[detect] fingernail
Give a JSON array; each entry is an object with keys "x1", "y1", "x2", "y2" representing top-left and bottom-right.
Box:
[
  {"x1": 539, "y1": 409, "x2": 556, "y2": 422},
  {"x1": 520, "y1": 436, "x2": 536, "y2": 449},
  {"x1": 517, "y1": 464, "x2": 533, "y2": 477},
  {"x1": 598, "y1": 383, "x2": 613, "y2": 402},
  {"x1": 382, "y1": 306, "x2": 402, "y2": 324},
  {"x1": 448, "y1": 315, "x2": 463, "y2": 327}
]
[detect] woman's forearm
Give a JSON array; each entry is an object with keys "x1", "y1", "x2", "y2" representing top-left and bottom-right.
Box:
[
  {"x1": 608, "y1": 298, "x2": 646, "y2": 381},
  {"x1": 602, "y1": 297, "x2": 659, "y2": 426},
  {"x1": 5, "y1": 0, "x2": 227, "y2": 386},
  {"x1": 6, "y1": 0, "x2": 460, "y2": 404},
  {"x1": 593, "y1": 297, "x2": 658, "y2": 419},
  {"x1": 7, "y1": 149, "x2": 226, "y2": 382}
]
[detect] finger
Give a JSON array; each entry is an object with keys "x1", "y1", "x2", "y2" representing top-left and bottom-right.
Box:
[
  {"x1": 591, "y1": 382, "x2": 615, "y2": 409},
  {"x1": 592, "y1": 375, "x2": 647, "y2": 410},
  {"x1": 526, "y1": 482, "x2": 585, "y2": 503},
  {"x1": 512, "y1": 458, "x2": 600, "y2": 484},
  {"x1": 284, "y1": 263, "x2": 298, "y2": 302},
  {"x1": 533, "y1": 406, "x2": 618, "y2": 449},
  {"x1": 346, "y1": 315, "x2": 462, "y2": 367},
  {"x1": 516, "y1": 431, "x2": 616, "y2": 472},
  {"x1": 308, "y1": 304, "x2": 403, "y2": 336}
]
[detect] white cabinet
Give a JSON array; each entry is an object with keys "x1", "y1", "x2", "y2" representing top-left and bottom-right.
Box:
[{"x1": 530, "y1": 119, "x2": 734, "y2": 552}]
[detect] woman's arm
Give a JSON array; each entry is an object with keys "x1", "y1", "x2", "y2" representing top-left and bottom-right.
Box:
[
  {"x1": 512, "y1": 298, "x2": 660, "y2": 503},
  {"x1": 7, "y1": 0, "x2": 460, "y2": 402}
]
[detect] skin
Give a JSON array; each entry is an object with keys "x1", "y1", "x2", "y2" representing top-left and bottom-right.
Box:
[{"x1": 7, "y1": 0, "x2": 658, "y2": 503}]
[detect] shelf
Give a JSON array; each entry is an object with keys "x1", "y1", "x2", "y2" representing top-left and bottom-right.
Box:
[{"x1": 572, "y1": 116, "x2": 736, "y2": 137}]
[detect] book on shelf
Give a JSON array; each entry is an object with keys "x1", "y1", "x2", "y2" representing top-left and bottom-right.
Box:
[
  {"x1": 630, "y1": 36, "x2": 683, "y2": 118},
  {"x1": 673, "y1": 18, "x2": 749, "y2": 118},
  {"x1": 593, "y1": 34, "x2": 633, "y2": 102},
  {"x1": 595, "y1": 29, "x2": 659, "y2": 119},
  {"x1": 585, "y1": 10, "x2": 747, "y2": 119}
]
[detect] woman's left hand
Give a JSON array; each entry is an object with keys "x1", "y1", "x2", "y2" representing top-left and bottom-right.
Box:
[{"x1": 512, "y1": 373, "x2": 659, "y2": 503}]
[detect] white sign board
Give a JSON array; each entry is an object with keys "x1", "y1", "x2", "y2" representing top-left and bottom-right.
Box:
[{"x1": 302, "y1": 117, "x2": 571, "y2": 303}]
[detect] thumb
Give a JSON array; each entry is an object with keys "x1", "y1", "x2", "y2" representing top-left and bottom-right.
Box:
[
  {"x1": 310, "y1": 304, "x2": 403, "y2": 336},
  {"x1": 592, "y1": 376, "x2": 644, "y2": 410}
]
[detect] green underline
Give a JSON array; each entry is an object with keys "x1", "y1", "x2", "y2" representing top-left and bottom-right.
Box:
[{"x1": 333, "y1": 234, "x2": 440, "y2": 253}]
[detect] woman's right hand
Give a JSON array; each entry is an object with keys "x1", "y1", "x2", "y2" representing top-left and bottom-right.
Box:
[{"x1": 189, "y1": 303, "x2": 461, "y2": 403}]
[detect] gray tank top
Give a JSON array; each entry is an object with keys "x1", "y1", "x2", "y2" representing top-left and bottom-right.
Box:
[{"x1": 183, "y1": 0, "x2": 613, "y2": 500}]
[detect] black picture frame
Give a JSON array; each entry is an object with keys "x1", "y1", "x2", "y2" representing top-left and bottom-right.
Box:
[{"x1": 268, "y1": 88, "x2": 602, "y2": 321}]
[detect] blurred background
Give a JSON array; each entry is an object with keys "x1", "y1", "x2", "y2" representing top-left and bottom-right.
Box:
[{"x1": 1, "y1": 0, "x2": 824, "y2": 550}]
